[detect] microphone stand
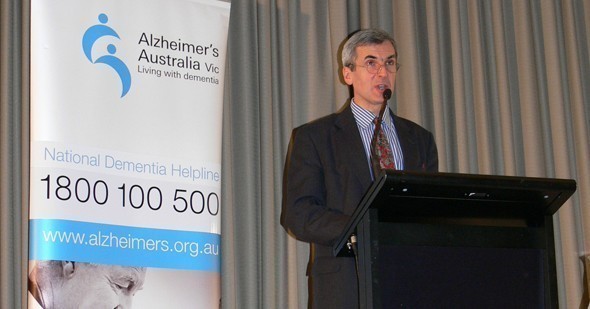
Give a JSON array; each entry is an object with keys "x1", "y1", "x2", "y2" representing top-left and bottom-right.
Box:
[
  {"x1": 353, "y1": 88, "x2": 392, "y2": 307},
  {"x1": 369, "y1": 88, "x2": 393, "y2": 183}
]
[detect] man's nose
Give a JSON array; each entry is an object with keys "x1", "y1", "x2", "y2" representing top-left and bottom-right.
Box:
[{"x1": 376, "y1": 64, "x2": 388, "y2": 77}]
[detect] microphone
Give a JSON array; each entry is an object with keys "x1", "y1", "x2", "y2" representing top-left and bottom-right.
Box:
[
  {"x1": 377, "y1": 88, "x2": 392, "y2": 120},
  {"x1": 383, "y1": 88, "x2": 392, "y2": 100}
]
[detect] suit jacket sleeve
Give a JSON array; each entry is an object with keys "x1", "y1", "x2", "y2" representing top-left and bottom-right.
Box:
[
  {"x1": 394, "y1": 114, "x2": 439, "y2": 172},
  {"x1": 281, "y1": 125, "x2": 351, "y2": 247}
]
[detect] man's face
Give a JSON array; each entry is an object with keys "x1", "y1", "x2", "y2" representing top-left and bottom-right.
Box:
[
  {"x1": 343, "y1": 41, "x2": 398, "y2": 115},
  {"x1": 56, "y1": 263, "x2": 146, "y2": 309}
]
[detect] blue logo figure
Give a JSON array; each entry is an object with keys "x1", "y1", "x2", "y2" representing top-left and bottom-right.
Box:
[{"x1": 82, "y1": 13, "x2": 131, "y2": 98}]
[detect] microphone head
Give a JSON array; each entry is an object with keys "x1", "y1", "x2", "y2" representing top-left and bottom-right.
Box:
[{"x1": 383, "y1": 89, "x2": 392, "y2": 100}]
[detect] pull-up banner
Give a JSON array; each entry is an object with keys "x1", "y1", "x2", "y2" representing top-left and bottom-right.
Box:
[{"x1": 28, "y1": 0, "x2": 230, "y2": 307}]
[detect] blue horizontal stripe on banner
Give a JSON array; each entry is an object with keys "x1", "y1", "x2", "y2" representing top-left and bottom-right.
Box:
[{"x1": 29, "y1": 219, "x2": 220, "y2": 272}]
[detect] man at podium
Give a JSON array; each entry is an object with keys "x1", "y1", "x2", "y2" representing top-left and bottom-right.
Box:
[{"x1": 281, "y1": 28, "x2": 438, "y2": 309}]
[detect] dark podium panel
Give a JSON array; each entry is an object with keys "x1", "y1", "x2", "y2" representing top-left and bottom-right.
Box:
[{"x1": 334, "y1": 171, "x2": 577, "y2": 309}]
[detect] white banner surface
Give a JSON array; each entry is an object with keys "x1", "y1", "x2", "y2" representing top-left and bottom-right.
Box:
[{"x1": 28, "y1": 0, "x2": 229, "y2": 308}]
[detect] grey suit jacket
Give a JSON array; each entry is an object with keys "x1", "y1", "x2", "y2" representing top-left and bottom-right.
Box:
[{"x1": 281, "y1": 103, "x2": 438, "y2": 308}]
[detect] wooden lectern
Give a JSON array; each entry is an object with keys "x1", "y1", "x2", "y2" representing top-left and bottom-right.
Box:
[{"x1": 333, "y1": 171, "x2": 577, "y2": 308}]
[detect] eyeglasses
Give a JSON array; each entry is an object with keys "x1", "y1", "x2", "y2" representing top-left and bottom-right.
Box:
[{"x1": 353, "y1": 59, "x2": 400, "y2": 74}]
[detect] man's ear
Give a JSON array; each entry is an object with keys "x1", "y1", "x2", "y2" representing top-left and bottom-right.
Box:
[
  {"x1": 61, "y1": 261, "x2": 76, "y2": 279},
  {"x1": 342, "y1": 66, "x2": 354, "y2": 86}
]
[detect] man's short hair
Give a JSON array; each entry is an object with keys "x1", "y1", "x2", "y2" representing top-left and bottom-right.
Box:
[{"x1": 341, "y1": 28, "x2": 398, "y2": 69}]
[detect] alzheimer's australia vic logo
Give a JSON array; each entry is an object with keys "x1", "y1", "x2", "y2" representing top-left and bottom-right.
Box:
[{"x1": 82, "y1": 13, "x2": 131, "y2": 98}]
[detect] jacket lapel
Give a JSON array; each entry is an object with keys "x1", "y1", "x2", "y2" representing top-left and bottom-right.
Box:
[
  {"x1": 333, "y1": 105, "x2": 373, "y2": 187},
  {"x1": 392, "y1": 113, "x2": 420, "y2": 170}
]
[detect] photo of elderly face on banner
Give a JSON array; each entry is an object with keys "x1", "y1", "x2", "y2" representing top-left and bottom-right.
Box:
[
  {"x1": 28, "y1": 261, "x2": 220, "y2": 309},
  {"x1": 28, "y1": 261, "x2": 146, "y2": 309}
]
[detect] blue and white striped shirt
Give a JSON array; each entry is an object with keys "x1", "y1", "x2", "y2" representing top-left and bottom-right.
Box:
[{"x1": 350, "y1": 99, "x2": 404, "y2": 177}]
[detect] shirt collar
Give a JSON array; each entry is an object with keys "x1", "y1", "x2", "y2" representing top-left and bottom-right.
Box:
[{"x1": 350, "y1": 98, "x2": 392, "y2": 128}]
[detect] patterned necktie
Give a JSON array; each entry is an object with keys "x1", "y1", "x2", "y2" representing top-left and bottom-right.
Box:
[{"x1": 371, "y1": 116, "x2": 395, "y2": 175}]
